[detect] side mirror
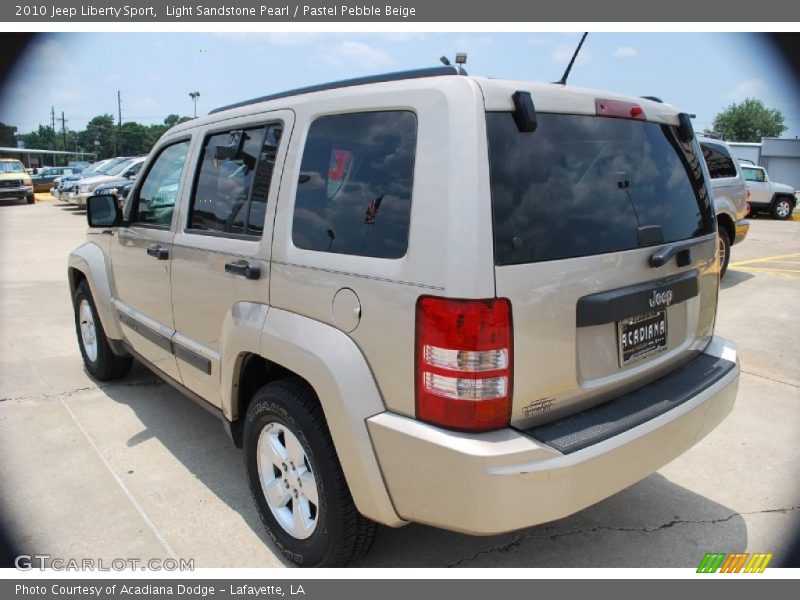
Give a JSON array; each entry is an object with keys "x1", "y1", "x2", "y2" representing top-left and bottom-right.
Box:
[{"x1": 87, "y1": 194, "x2": 121, "y2": 228}]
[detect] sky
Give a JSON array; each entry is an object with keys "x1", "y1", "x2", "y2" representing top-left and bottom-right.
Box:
[{"x1": 1, "y1": 32, "x2": 799, "y2": 141}]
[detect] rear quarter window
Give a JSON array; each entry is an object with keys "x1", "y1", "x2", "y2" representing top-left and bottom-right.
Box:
[{"x1": 291, "y1": 110, "x2": 417, "y2": 259}]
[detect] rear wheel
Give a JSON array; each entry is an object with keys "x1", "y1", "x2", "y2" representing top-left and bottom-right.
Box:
[
  {"x1": 244, "y1": 378, "x2": 377, "y2": 567},
  {"x1": 73, "y1": 279, "x2": 132, "y2": 380},
  {"x1": 718, "y1": 228, "x2": 731, "y2": 279},
  {"x1": 771, "y1": 196, "x2": 794, "y2": 220}
]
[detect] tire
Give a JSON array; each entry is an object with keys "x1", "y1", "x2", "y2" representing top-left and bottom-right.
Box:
[
  {"x1": 73, "y1": 279, "x2": 133, "y2": 381},
  {"x1": 244, "y1": 378, "x2": 377, "y2": 567},
  {"x1": 26, "y1": 194, "x2": 35, "y2": 204},
  {"x1": 718, "y1": 227, "x2": 731, "y2": 279},
  {"x1": 771, "y1": 196, "x2": 794, "y2": 220}
]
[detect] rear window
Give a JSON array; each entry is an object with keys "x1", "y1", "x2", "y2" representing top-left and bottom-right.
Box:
[
  {"x1": 487, "y1": 112, "x2": 713, "y2": 266},
  {"x1": 700, "y1": 142, "x2": 738, "y2": 179}
]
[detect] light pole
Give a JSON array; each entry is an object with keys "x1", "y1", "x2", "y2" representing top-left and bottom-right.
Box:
[{"x1": 189, "y1": 91, "x2": 200, "y2": 118}]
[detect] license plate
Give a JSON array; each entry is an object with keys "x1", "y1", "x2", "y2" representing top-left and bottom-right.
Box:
[{"x1": 618, "y1": 310, "x2": 667, "y2": 366}]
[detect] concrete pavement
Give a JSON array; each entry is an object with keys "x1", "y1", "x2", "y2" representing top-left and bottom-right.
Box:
[{"x1": 1, "y1": 197, "x2": 798, "y2": 568}]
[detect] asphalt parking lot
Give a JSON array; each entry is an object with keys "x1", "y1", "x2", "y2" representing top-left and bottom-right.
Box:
[{"x1": 1, "y1": 195, "x2": 798, "y2": 569}]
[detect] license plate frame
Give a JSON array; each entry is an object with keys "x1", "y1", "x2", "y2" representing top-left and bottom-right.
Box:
[{"x1": 617, "y1": 310, "x2": 668, "y2": 366}]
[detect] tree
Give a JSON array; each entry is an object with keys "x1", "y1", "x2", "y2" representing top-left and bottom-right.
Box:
[
  {"x1": 712, "y1": 98, "x2": 787, "y2": 142},
  {"x1": 163, "y1": 114, "x2": 191, "y2": 128},
  {"x1": 0, "y1": 122, "x2": 18, "y2": 147},
  {"x1": 19, "y1": 124, "x2": 56, "y2": 152},
  {"x1": 78, "y1": 114, "x2": 116, "y2": 159}
]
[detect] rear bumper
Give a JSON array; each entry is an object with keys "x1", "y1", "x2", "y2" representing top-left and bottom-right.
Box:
[
  {"x1": 733, "y1": 219, "x2": 749, "y2": 245},
  {"x1": 367, "y1": 336, "x2": 739, "y2": 535}
]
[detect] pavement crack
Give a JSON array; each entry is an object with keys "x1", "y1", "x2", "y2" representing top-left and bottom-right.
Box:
[
  {"x1": 740, "y1": 369, "x2": 800, "y2": 390},
  {"x1": 0, "y1": 378, "x2": 163, "y2": 403},
  {"x1": 446, "y1": 506, "x2": 800, "y2": 567}
]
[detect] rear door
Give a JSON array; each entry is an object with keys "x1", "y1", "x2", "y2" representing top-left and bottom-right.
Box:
[
  {"x1": 170, "y1": 113, "x2": 292, "y2": 406},
  {"x1": 486, "y1": 110, "x2": 719, "y2": 429}
]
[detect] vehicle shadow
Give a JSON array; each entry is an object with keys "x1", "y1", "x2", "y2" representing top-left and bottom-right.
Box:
[
  {"x1": 0, "y1": 199, "x2": 30, "y2": 207},
  {"x1": 721, "y1": 269, "x2": 755, "y2": 290},
  {"x1": 96, "y1": 363, "x2": 747, "y2": 568}
]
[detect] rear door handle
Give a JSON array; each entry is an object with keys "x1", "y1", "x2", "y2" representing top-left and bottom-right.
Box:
[
  {"x1": 146, "y1": 244, "x2": 169, "y2": 260},
  {"x1": 225, "y1": 259, "x2": 261, "y2": 280}
]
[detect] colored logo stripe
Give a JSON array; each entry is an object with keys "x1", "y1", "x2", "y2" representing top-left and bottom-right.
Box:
[{"x1": 697, "y1": 552, "x2": 773, "y2": 573}]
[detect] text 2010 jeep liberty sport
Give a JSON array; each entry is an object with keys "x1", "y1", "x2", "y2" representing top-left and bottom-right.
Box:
[{"x1": 69, "y1": 66, "x2": 740, "y2": 567}]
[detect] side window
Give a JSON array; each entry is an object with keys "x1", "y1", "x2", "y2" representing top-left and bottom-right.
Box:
[
  {"x1": 291, "y1": 111, "x2": 416, "y2": 259},
  {"x1": 132, "y1": 140, "x2": 190, "y2": 228},
  {"x1": 701, "y1": 143, "x2": 737, "y2": 179},
  {"x1": 188, "y1": 124, "x2": 281, "y2": 237}
]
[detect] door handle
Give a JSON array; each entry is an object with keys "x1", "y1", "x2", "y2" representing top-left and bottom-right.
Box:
[
  {"x1": 225, "y1": 259, "x2": 261, "y2": 280},
  {"x1": 146, "y1": 244, "x2": 169, "y2": 260}
]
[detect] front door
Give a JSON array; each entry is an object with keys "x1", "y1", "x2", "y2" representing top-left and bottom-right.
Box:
[{"x1": 112, "y1": 138, "x2": 193, "y2": 381}]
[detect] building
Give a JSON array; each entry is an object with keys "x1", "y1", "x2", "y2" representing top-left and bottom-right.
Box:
[
  {"x1": 0, "y1": 147, "x2": 96, "y2": 169},
  {"x1": 728, "y1": 138, "x2": 800, "y2": 190}
]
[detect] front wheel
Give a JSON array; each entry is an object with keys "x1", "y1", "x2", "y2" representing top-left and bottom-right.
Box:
[
  {"x1": 26, "y1": 194, "x2": 35, "y2": 204},
  {"x1": 718, "y1": 228, "x2": 731, "y2": 279},
  {"x1": 73, "y1": 279, "x2": 133, "y2": 380},
  {"x1": 243, "y1": 379, "x2": 377, "y2": 567},
  {"x1": 771, "y1": 196, "x2": 794, "y2": 220}
]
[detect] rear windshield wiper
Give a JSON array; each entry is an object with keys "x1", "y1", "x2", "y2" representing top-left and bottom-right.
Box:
[{"x1": 649, "y1": 237, "x2": 710, "y2": 268}]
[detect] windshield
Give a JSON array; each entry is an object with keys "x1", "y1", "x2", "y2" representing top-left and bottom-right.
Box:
[
  {"x1": 106, "y1": 159, "x2": 135, "y2": 176},
  {"x1": 487, "y1": 112, "x2": 714, "y2": 265},
  {"x1": 0, "y1": 161, "x2": 25, "y2": 173},
  {"x1": 94, "y1": 158, "x2": 127, "y2": 175}
]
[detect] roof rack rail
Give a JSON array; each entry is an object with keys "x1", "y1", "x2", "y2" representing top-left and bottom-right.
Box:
[
  {"x1": 641, "y1": 96, "x2": 663, "y2": 103},
  {"x1": 210, "y1": 65, "x2": 464, "y2": 115}
]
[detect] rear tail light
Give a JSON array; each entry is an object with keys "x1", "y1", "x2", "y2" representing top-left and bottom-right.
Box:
[
  {"x1": 415, "y1": 296, "x2": 513, "y2": 432},
  {"x1": 595, "y1": 98, "x2": 647, "y2": 121},
  {"x1": 746, "y1": 189, "x2": 752, "y2": 201}
]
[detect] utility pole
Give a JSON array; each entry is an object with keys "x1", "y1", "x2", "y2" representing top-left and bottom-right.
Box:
[
  {"x1": 59, "y1": 112, "x2": 67, "y2": 166},
  {"x1": 117, "y1": 90, "x2": 123, "y2": 155},
  {"x1": 51, "y1": 106, "x2": 56, "y2": 155}
]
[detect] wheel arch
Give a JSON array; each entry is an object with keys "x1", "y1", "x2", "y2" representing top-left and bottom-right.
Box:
[
  {"x1": 68, "y1": 243, "x2": 123, "y2": 340},
  {"x1": 221, "y1": 306, "x2": 403, "y2": 528}
]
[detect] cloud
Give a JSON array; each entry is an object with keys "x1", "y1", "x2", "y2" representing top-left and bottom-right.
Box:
[
  {"x1": 23, "y1": 38, "x2": 70, "y2": 73},
  {"x1": 726, "y1": 79, "x2": 769, "y2": 100},
  {"x1": 318, "y1": 41, "x2": 392, "y2": 70},
  {"x1": 551, "y1": 45, "x2": 593, "y2": 66},
  {"x1": 614, "y1": 46, "x2": 638, "y2": 58}
]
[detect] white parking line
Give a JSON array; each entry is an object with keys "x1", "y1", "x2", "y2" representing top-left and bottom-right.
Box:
[{"x1": 58, "y1": 393, "x2": 178, "y2": 560}]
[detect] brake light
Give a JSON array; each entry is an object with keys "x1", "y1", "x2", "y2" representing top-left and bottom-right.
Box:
[
  {"x1": 415, "y1": 296, "x2": 513, "y2": 432},
  {"x1": 595, "y1": 98, "x2": 647, "y2": 121}
]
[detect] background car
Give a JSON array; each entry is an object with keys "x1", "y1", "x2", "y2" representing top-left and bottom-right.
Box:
[
  {"x1": 740, "y1": 164, "x2": 797, "y2": 220},
  {"x1": 698, "y1": 137, "x2": 749, "y2": 278},
  {"x1": 31, "y1": 166, "x2": 82, "y2": 192},
  {"x1": 71, "y1": 156, "x2": 145, "y2": 207},
  {"x1": 0, "y1": 158, "x2": 35, "y2": 204},
  {"x1": 91, "y1": 177, "x2": 136, "y2": 207},
  {"x1": 56, "y1": 157, "x2": 129, "y2": 202}
]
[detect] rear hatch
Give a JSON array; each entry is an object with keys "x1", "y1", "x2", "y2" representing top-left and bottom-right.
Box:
[{"x1": 483, "y1": 86, "x2": 719, "y2": 429}]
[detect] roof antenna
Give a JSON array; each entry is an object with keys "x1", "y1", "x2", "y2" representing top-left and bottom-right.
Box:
[
  {"x1": 554, "y1": 32, "x2": 588, "y2": 85},
  {"x1": 439, "y1": 56, "x2": 451, "y2": 66}
]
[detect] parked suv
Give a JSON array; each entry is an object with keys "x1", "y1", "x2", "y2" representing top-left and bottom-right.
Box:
[
  {"x1": 697, "y1": 137, "x2": 749, "y2": 277},
  {"x1": 69, "y1": 67, "x2": 740, "y2": 567},
  {"x1": 740, "y1": 163, "x2": 796, "y2": 220},
  {"x1": 0, "y1": 159, "x2": 35, "y2": 204}
]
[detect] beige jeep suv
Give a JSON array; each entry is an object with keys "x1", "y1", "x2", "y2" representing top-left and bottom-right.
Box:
[{"x1": 69, "y1": 66, "x2": 741, "y2": 566}]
